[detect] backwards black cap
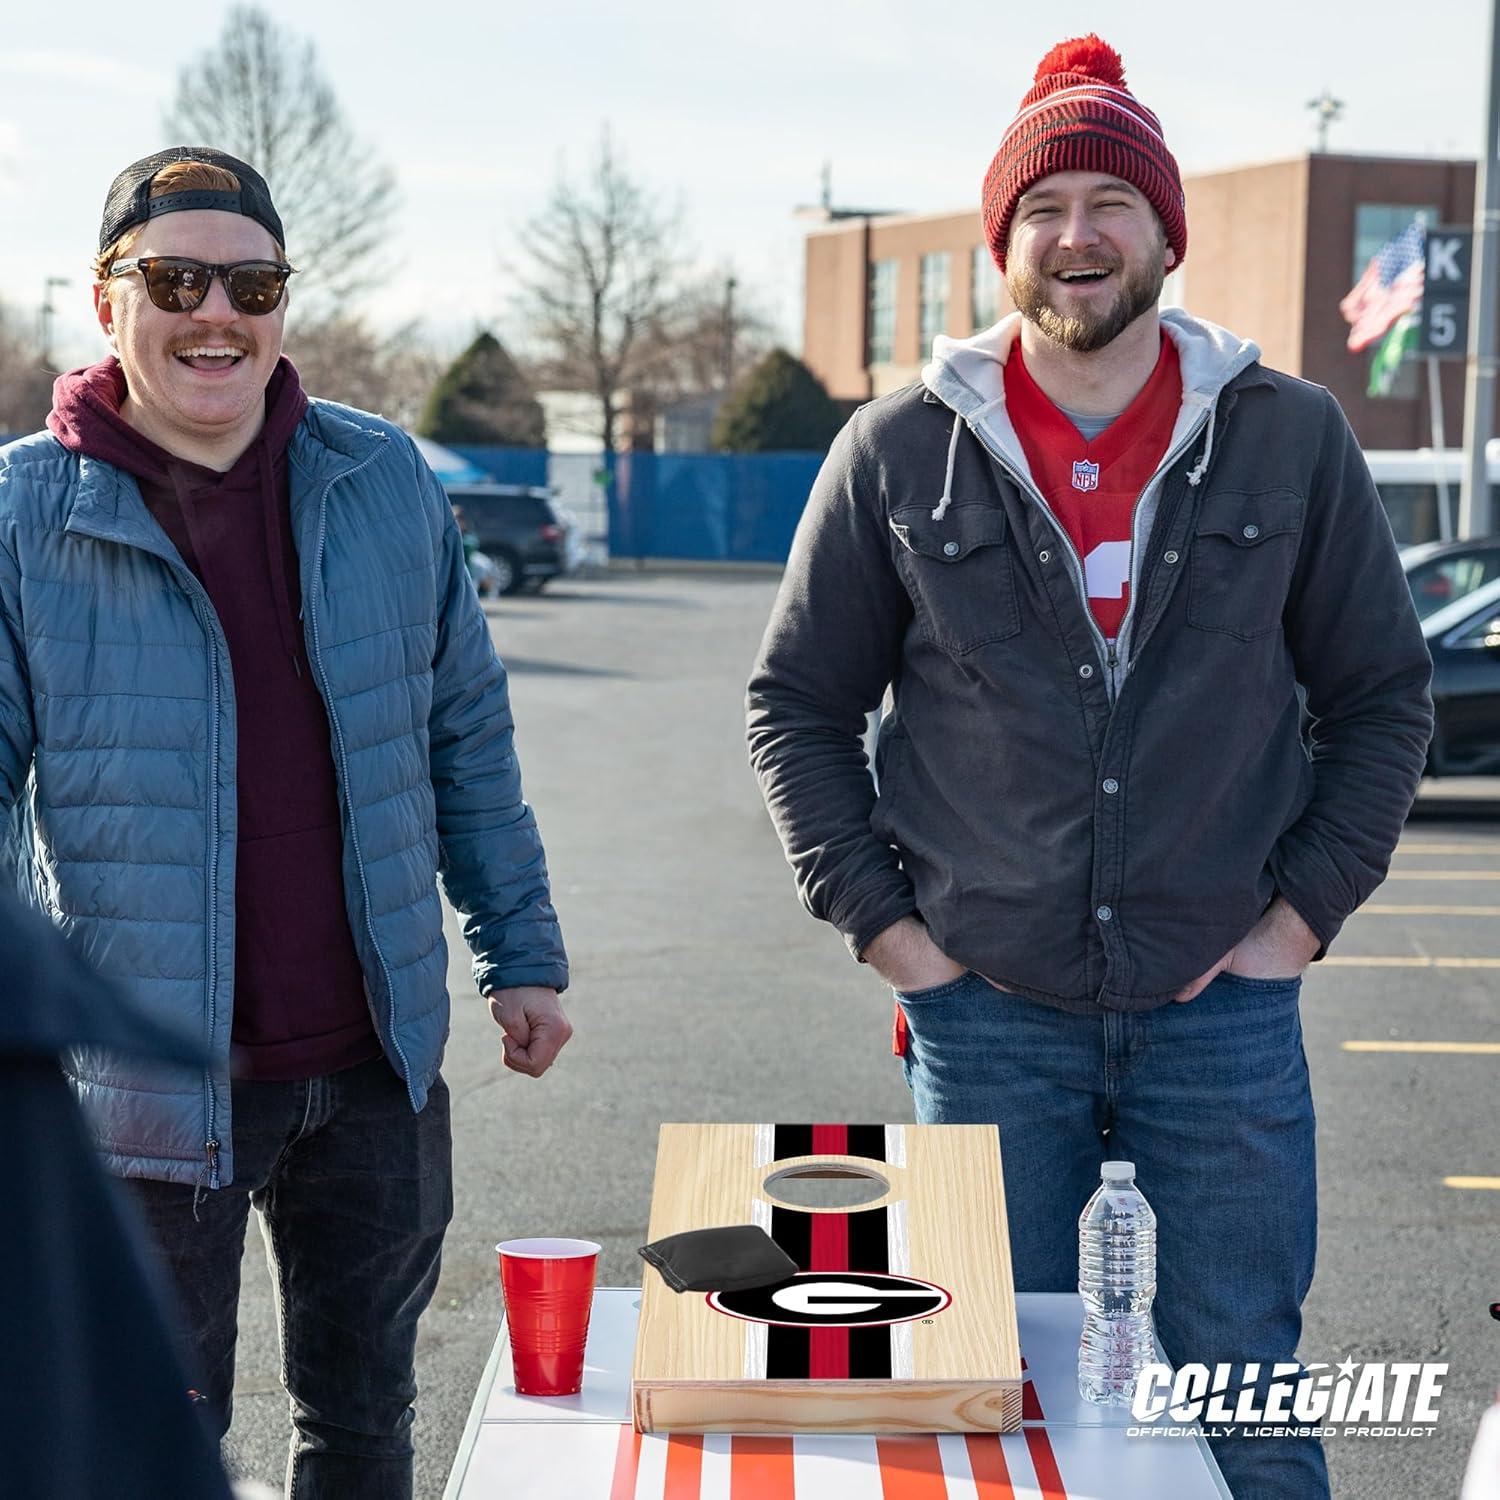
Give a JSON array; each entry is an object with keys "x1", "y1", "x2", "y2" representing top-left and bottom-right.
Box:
[{"x1": 98, "y1": 145, "x2": 285, "y2": 255}]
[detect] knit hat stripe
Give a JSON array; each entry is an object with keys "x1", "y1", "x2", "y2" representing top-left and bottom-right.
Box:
[
  {"x1": 981, "y1": 35, "x2": 1187, "y2": 273},
  {"x1": 991, "y1": 120, "x2": 1181, "y2": 201},
  {"x1": 982, "y1": 128, "x2": 1181, "y2": 224},
  {"x1": 1004, "y1": 86, "x2": 1167, "y2": 147}
]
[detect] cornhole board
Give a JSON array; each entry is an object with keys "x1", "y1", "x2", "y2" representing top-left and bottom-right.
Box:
[{"x1": 632, "y1": 1123, "x2": 1021, "y2": 1434}]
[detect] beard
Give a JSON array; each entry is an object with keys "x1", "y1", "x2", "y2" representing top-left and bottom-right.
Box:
[{"x1": 1007, "y1": 244, "x2": 1166, "y2": 354}]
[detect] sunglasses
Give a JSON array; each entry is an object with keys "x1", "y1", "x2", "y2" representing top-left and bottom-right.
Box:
[{"x1": 107, "y1": 256, "x2": 296, "y2": 316}]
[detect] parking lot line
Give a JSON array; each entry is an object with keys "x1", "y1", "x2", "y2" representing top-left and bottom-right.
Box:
[
  {"x1": 1443, "y1": 1177, "x2": 1500, "y2": 1190},
  {"x1": 1361, "y1": 904, "x2": 1500, "y2": 915},
  {"x1": 1397, "y1": 847, "x2": 1500, "y2": 856},
  {"x1": 1321, "y1": 956, "x2": 1500, "y2": 967},
  {"x1": 1342, "y1": 1041, "x2": 1500, "y2": 1054}
]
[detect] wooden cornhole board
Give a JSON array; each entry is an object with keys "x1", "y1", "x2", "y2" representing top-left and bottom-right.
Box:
[{"x1": 632, "y1": 1123, "x2": 1021, "y2": 1435}]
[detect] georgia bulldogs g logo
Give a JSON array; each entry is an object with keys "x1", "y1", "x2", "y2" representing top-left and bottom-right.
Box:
[{"x1": 709, "y1": 1272, "x2": 951, "y2": 1328}]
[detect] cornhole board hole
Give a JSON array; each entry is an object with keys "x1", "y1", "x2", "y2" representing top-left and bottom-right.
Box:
[{"x1": 632, "y1": 1123, "x2": 1021, "y2": 1435}]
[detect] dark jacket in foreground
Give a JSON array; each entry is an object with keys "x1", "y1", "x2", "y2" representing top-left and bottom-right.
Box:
[
  {"x1": 747, "y1": 311, "x2": 1434, "y2": 1014},
  {"x1": 0, "y1": 896, "x2": 233, "y2": 1500}
]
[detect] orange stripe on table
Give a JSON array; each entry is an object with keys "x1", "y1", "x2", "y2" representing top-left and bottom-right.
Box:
[
  {"x1": 1024, "y1": 1427, "x2": 1068, "y2": 1499},
  {"x1": 664, "y1": 1434, "x2": 705, "y2": 1500},
  {"x1": 965, "y1": 1434, "x2": 1016, "y2": 1498},
  {"x1": 876, "y1": 1435, "x2": 948, "y2": 1499},
  {"x1": 609, "y1": 1424, "x2": 642, "y2": 1500},
  {"x1": 731, "y1": 1435, "x2": 796, "y2": 1499}
]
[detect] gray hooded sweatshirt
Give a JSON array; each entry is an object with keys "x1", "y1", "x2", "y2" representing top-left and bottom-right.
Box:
[{"x1": 747, "y1": 310, "x2": 1433, "y2": 1014}]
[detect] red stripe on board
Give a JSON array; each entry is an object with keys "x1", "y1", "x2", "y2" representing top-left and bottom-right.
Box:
[
  {"x1": 811, "y1": 1123, "x2": 848, "y2": 1157},
  {"x1": 876, "y1": 1436, "x2": 949, "y2": 1499},
  {"x1": 1022, "y1": 1375, "x2": 1044, "y2": 1421},
  {"x1": 965, "y1": 1434, "x2": 1017, "y2": 1499},
  {"x1": 609, "y1": 1424, "x2": 641, "y2": 1500},
  {"x1": 731, "y1": 1435, "x2": 797, "y2": 1499},
  {"x1": 808, "y1": 1207, "x2": 850, "y2": 1379},
  {"x1": 1024, "y1": 1426, "x2": 1068, "y2": 1499},
  {"x1": 663, "y1": 1433, "x2": 705, "y2": 1500}
]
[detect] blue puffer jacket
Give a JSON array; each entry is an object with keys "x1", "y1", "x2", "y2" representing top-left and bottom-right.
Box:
[{"x1": 0, "y1": 400, "x2": 568, "y2": 1187}]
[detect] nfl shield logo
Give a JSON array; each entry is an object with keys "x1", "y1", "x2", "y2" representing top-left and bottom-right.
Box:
[{"x1": 1071, "y1": 459, "x2": 1100, "y2": 492}]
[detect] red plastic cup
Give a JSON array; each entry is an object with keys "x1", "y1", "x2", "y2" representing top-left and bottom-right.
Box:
[{"x1": 497, "y1": 1237, "x2": 601, "y2": 1396}]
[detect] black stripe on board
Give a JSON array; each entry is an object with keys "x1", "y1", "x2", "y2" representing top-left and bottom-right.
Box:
[
  {"x1": 765, "y1": 1205, "x2": 811, "y2": 1378},
  {"x1": 773, "y1": 1124, "x2": 813, "y2": 1161},
  {"x1": 845, "y1": 1124, "x2": 886, "y2": 1162},
  {"x1": 846, "y1": 1205, "x2": 891, "y2": 1379}
]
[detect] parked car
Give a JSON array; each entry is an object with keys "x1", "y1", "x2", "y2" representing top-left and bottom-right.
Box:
[
  {"x1": 1401, "y1": 537, "x2": 1500, "y2": 621},
  {"x1": 1422, "y1": 574, "x2": 1500, "y2": 776},
  {"x1": 444, "y1": 484, "x2": 571, "y2": 596}
]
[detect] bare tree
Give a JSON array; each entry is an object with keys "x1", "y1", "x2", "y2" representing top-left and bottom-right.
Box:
[
  {"x1": 633, "y1": 268, "x2": 778, "y2": 408},
  {"x1": 514, "y1": 131, "x2": 680, "y2": 455},
  {"x1": 163, "y1": 4, "x2": 397, "y2": 314},
  {"x1": 282, "y1": 318, "x2": 443, "y2": 429},
  {"x1": 0, "y1": 303, "x2": 55, "y2": 437}
]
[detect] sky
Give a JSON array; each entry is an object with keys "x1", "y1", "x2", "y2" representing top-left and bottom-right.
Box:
[{"x1": 3, "y1": 0, "x2": 1491, "y2": 370}]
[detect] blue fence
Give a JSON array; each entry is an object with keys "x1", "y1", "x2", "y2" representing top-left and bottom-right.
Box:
[
  {"x1": 449, "y1": 445, "x2": 550, "y2": 487},
  {"x1": 608, "y1": 451, "x2": 823, "y2": 563}
]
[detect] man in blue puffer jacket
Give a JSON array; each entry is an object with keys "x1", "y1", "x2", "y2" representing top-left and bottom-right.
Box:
[{"x1": 0, "y1": 145, "x2": 571, "y2": 1497}]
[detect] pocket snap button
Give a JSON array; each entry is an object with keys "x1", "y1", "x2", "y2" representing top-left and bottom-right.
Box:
[
  {"x1": 943, "y1": 540, "x2": 960, "y2": 556},
  {"x1": 1079, "y1": 663, "x2": 1094, "y2": 678},
  {"x1": 1096, "y1": 905, "x2": 1114, "y2": 922},
  {"x1": 1164, "y1": 550, "x2": 1179, "y2": 564},
  {"x1": 1242, "y1": 524, "x2": 1259, "y2": 540}
]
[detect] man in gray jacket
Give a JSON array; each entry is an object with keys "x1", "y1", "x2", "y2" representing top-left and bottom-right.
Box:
[
  {"x1": 748, "y1": 35, "x2": 1431, "y2": 1500},
  {"x1": 0, "y1": 147, "x2": 570, "y2": 1497}
]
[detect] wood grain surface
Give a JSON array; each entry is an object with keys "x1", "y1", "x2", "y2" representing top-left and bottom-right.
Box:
[{"x1": 633, "y1": 1124, "x2": 1022, "y2": 1434}]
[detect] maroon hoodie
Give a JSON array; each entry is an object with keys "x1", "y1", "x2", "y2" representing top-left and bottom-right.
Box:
[{"x1": 49, "y1": 358, "x2": 381, "y2": 1081}]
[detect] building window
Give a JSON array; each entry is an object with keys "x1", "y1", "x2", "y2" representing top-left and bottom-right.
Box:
[
  {"x1": 920, "y1": 252, "x2": 950, "y2": 349},
  {"x1": 1353, "y1": 203, "x2": 1440, "y2": 401},
  {"x1": 1352, "y1": 203, "x2": 1439, "y2": 284},
  {"x1": 868, "y1": 259, "x2": 897, "y2": 365},
  {"x1": 972, "y1": 246, "x2": 1001, "y2": 330}
]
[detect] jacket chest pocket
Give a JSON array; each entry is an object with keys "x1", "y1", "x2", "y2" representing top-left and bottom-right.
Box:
[
  {"x1": 1187, "y1": 489, "x2": 1304, "y2": 641},
  {"x1": 889, "y1": 502, "x2": 1020, "y2": 655}
]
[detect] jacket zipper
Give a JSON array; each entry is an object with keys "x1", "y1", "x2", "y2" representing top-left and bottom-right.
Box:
[
  {"x1": 303, "y1": 445, "x2": 418, "y2": 1108},
  {"x1": 185, "y1": 589, "x2": 225, "y2": 1190},
  {"x1": 967, "y1": 406, "x2": 1213, "y2": 700}
]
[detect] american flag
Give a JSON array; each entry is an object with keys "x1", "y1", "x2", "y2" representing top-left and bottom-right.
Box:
[{"x1": 1341, "y1": 221, "x2": 1426, "y2": 352}]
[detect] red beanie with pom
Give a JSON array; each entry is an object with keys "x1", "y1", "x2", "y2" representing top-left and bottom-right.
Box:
[{"x1": 982, "y1": 35, "x2": 1186, "y2": 273}]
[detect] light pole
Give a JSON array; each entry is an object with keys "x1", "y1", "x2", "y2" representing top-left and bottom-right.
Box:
[
  {"x1": 39, "y1": 276, "x2": 71, "y2": 368},
  {"x1": 1306, "y1": 88, "x2": 1344, "y2": 153},
  {"x1": 722, "y1": 275, "x2": 737, "y2": 390},
  {"x1": 1460, "y1": 0, "x2": 1500, "y2": 538}
]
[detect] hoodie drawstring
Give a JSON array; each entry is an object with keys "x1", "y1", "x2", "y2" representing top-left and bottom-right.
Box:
[
  {"x1": 1185, "y1": 399, "x2": 1219, "y2": 488},
  {"x1": 259, "y1": 445, "x2": 304, "y2": 678},
  {"x1": 931, "y1": 413, "x2": 963, "y2": 521}
]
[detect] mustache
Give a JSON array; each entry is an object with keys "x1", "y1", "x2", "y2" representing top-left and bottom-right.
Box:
[
  {"x1": 1043, "y1": 254, "x2": 1123, "y2": 275},
  {"x1": 167, "y1": 335, "x2": 255, "y2": 356}
]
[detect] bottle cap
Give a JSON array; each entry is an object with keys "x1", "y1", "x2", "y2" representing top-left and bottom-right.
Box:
[{"x1": 1101, "y1": 1161, "x2": 1135, "y2": 1183}]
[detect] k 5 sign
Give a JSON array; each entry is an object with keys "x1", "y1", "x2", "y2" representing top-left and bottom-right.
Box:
[{"x1": 1417, "y1": 227, "x2": 1472, "y2": 358}]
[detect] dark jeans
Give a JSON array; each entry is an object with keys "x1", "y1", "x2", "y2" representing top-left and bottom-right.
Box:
[
  {"x1": 123, "y1": 1054, "x2": 453, "y2": 1500},
  {"x1": 896, "y1": 970, "x2": 1328, "y2": 1500}
]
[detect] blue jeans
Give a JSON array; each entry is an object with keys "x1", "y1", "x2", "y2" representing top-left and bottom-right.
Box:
[
  {"x1": 123, "y1": 1054, "x2": 453, "y2": 1500},
  {"x1": 897, "y1": 970, "x2": 1328, "y2": 1500}
]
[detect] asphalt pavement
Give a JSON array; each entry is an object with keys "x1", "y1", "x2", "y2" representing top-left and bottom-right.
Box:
[{"x1": 218, "y1": 570, "x2": 1500, "y2": 1500}]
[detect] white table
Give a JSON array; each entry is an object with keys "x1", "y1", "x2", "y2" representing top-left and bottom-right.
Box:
[{"x1": 445, "y1": 1289, "x2": 1230, "y2": 1499}]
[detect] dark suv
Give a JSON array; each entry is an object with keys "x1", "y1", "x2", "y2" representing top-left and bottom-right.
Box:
[{"x1": 445, "y1": 484, "x2": 570, "y2": 595}]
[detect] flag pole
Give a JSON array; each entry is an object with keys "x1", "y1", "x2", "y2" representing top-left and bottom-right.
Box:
[
  {"x1": 1459, "y1": 0, "x2": 1500, "y2": 538},
  {"x1": 1429, "y1": 356, "x2": 1454, "y2": 540}
]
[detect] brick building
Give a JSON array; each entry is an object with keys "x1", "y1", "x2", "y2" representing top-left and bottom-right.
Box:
[{"x1": 801, "y1": 153, "x2": 1487, "y2": 455}]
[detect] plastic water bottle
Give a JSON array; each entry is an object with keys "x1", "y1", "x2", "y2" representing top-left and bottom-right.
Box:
[{"x1": 1077, "y1": 1160, "x2": 1157, "y2": 1406}]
